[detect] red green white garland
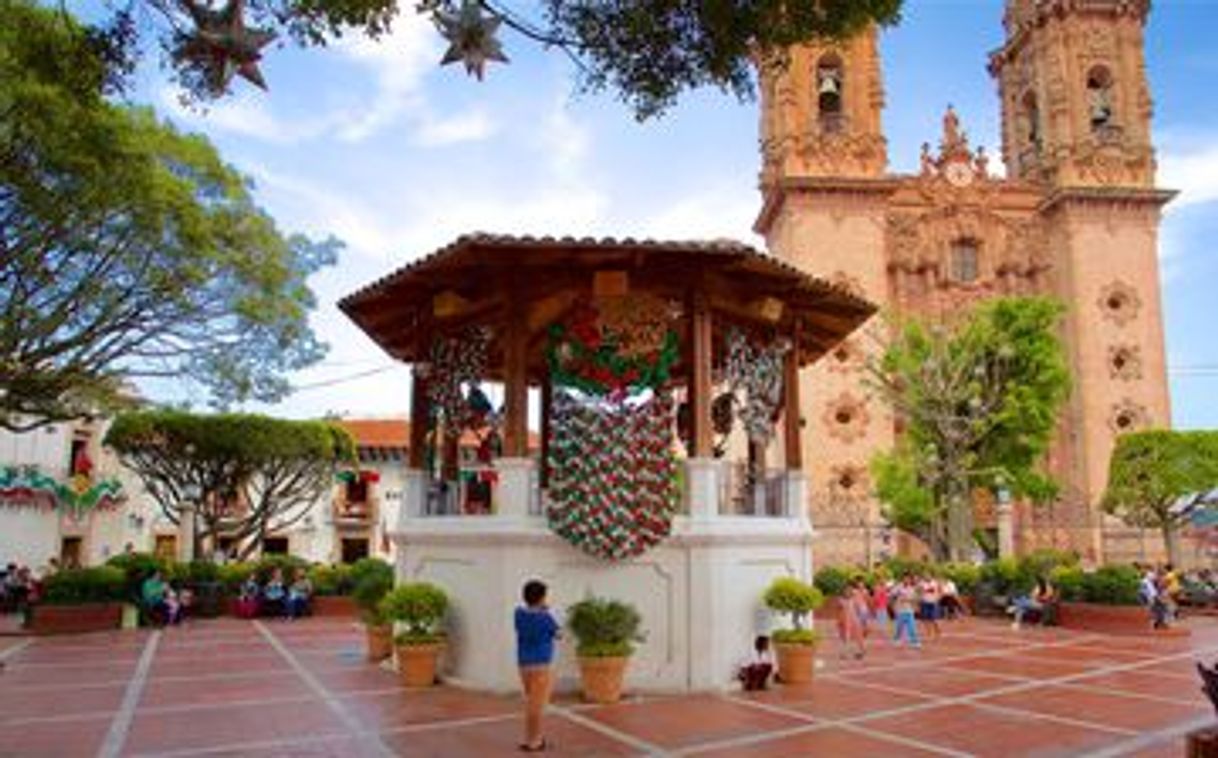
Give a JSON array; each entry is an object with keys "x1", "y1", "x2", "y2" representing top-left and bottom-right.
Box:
[
  {"x1": 0, "y1": 465, "x2": 126, "y2": 518},
  {"x1": 546, "y1": 390, "x2": 679, "y2": 561},
  {"x1": 724, "y1": 329, "x2": 791, "y2": 445}
]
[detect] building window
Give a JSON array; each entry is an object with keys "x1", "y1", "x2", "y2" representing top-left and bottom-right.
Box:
[
  {"x1": 950, "y1": 239, "x2": 980, "y2": 283},
  {"x1": 816, "y1": 54, "x2": 844, "y2": 133},
  {"x1": 262, "y1": 537, "x2": 289, "y2": 555},
  {"x1": 1087, "y1": 65, "x2": 1114, "y2": 132}
]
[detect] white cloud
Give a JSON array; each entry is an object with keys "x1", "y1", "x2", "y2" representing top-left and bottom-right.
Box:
[
  {"x1": 1160, "y1": 141, "x2": 1218, "y2": 210},
  {"x1": 414, "y1": 109, "x2": 497, "y2": 146},
  {"x1": 635, "y1": 184, "x2": 760, "y2": 244},
  {"x1": 331, "y1": 17, "x2": 439, "y2": 142}
]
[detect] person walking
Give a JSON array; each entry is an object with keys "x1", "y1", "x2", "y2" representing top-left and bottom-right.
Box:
[
  {"x1": 892, "y1": 574, "x2": 921, "y2": 648},
  {"x1": 837, "y1": 579, "x2": 867, "y2": 659},
  {"x1": 871, "y1": 578, "x2": 891, "y2": 639},
  {"x1": 919, "y1": 575, "x2": 942, "y2": 641},
  {"x1": 515, "y1": 580, "x2": 560, "y2": 752}
]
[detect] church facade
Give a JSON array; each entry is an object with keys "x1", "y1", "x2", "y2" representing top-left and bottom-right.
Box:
[{"x1": 755, "y1": 0, "x2": 1174, "y2": 564}]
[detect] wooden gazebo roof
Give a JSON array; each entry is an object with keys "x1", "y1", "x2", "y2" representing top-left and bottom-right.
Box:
[{"x1": 339, "y1": 233, "x2": 876, "y2": 377}]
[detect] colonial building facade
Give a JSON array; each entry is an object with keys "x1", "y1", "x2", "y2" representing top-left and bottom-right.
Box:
[{"x1": 756, "y1": 0, "x2": 1173, "y2": 564}]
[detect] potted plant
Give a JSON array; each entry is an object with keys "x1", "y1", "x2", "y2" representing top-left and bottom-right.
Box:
[
  {"x1": 763, "y1": 576, "x2": 824, "y2": 684},
  {"x1": 379, "y1": 582, "x2": 447, "y2": 686},
  {"x1": 567, "y1": 595, "x2": 644, "y2": 704},
  {"x1": 351, "y1": 558, "x2": 395, "y2": 661}
]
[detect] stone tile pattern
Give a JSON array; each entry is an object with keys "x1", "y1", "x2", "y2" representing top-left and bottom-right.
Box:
[{"x1": 0, "y1": 616, "x2": 1215, "y2": 757}]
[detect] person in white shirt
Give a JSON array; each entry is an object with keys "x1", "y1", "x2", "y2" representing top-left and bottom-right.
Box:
[{"x1": 737, "y1": 635, "x2": 775, "y2": 690}]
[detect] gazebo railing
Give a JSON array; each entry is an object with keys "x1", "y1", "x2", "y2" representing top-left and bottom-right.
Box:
[{"x1": 719, "y1": 462, "x2": 789, "y2": 517}]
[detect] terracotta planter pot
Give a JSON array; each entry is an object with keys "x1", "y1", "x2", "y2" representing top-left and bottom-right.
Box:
[
  {"x1": 312, "y1": 596, "x2": 358, "y2": 617},
  {"x1": 1058, "y1": 601, "x2": 1190, "y2": 637},
  {"x1": 396, "y1": 642, "x2": 444, "y2": 687},
  {"x1": 366, "y1": 624, "x2": 393, "y2": 662},
  {"x1": 578, "y1": 656, "x2": 630, "y2": 704},
  {"x1": 774, "y1": 642, "x2": 816, "y2": 684},
  {"x1": 28, "y1": 603, "x2": 122, "y2": 635}
]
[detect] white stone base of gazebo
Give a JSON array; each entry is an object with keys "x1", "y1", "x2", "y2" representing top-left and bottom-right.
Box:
[{"x1": 392, "y1": 459, "x2": 816, "y2": 694}]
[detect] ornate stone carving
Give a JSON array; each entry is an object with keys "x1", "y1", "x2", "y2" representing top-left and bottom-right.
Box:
[
  {"x1": 1097, "y1": 281, "x2": 1142, "y2": 326},
  {"x1": 828, "y1": 463, "x2": 869, "y2": 500},
  {"x1": 1109, "y1": 398, "x2": 1150, "y2": 434},
  {"x1": 823, "y1": 392, "x2": 870, "y2": 444},
  {"x1": 827, "y1": 338, "x2": 863, "y2": 374},
  {"x1": 1108, "y1": 344, "x2": 1142, "y2": 381}
]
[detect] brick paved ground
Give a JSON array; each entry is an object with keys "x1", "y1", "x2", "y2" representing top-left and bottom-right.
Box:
[{"x1": 1, "y1": 614, "x2": 1214, "y2": 757}]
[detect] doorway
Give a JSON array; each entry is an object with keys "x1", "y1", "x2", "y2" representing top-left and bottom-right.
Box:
[
  {"x1": 154, "y1": 535, "x2": 177, "y2": 561},
  {"x1": 262, "y1": 537, "x2": 289, "y2": 555},
  {"x1": 60, "y1": 536, "x2": 83, "y2": 568},
  {"x1": 341, "y1": 538, "x2": 370, "y2": 564}
]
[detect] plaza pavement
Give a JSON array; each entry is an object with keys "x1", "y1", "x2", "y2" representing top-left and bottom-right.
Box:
[{"x1": 1, "y1": 614, "x2": 1215, "y2": 757}]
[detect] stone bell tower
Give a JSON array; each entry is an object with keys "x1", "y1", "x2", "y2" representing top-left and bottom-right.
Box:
[
  {"x1": 990, "y1": 0, "x2": 1174, "y2": 556},
  {"x1": 755, "y1": 27, "x2": 895, "y2": 562}
]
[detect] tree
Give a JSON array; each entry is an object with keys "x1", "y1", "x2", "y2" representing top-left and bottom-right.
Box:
[
  {"x1": 867, "y1": 297, "x2": 1071, "y2": 561},
  {"x1": 1, "y1": 0, "x2": 338, "y2": 432},
  {"x1": 66, "y1": 0, "x2": 903, "y2": 120},
  {"x1": 105, "y1": 410, "x2": 356, "y2": 558},
  {"x1": 1102, "y1": 430, "x2": 1218, "y2": 567}
]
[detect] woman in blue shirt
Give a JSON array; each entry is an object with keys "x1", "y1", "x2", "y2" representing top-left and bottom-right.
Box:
[{"x1": 515, "y1": 579, "x2": 559, "y2": 752}]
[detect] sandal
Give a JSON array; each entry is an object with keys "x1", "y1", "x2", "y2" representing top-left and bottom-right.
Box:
[{"x1": 519, "y1": 739, "x2": 548, "y2": 752}]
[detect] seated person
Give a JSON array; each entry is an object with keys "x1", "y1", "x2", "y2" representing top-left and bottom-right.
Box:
[
  {"x1": 1009, "y1": 577, "x2": 1055, "y2": 630},
  {"x1": 141, "y1": 570, "x2": 169, "y2": 625},
  {"x1": 737, "y1": 635, "x2": 774, "y2": 691},
  {"x1": 236, "y1": 573, "x2": 260, "y2": 619},
  {"x1": 287, "y1": 569, "x2": 312, "y2": 620},
  {"x1": 165, "y1": 584, "x2": 182, "y2": 626},
  {"x1": 262, "y1": 568, "x2": 287, "y2": 617}
]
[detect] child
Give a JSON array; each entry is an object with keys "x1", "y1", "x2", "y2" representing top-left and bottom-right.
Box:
[
  {"x1": 738, "y1": 636, "x2": 774, "y2": 691},
  {"x1": 837, "y1": 579, "x2": 867, "y2": 659},
  {"x1": 236, "y1": 573, "x2": 260, "y2": 619},
  {"x1": 871, "y1": 579, "x2": 891, "y2": 638},
  {"x1": 515, "y1": 580, "x2": 559, "y2": 753},
  {"x1": 164, "y1": 585, "x2": 182, "y2": 626},
  {"x1": 892, "y1": 574, "x2": 921, "y2": 648}
]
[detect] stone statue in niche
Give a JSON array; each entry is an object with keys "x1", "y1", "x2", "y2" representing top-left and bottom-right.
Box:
[{"x1": 1088, "y1": 74, "x2": 1113, "y2": 130}]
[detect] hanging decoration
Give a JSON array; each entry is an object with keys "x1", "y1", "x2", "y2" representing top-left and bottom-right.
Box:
[
  {"x1": 171, "y1": 0, "x2": 277, "y2": 96},
  {"x1": 418, "y1": 327, "x2": 492, "y2": 438},
  {"x1": 0, "y1": 466, "x2": 125, "y2": 516},
  {"x1": 724, "y1": 329, "x2": 791, "y2": 445},
  {"x1": 546, "y1": 295, "x2": 679, "y2": 398},
  {"x1": 546, "y1": 390, "x2": 679, "y2": 561},
  {"x1": 434, "y1": 0, "x2": 509, "y2": 81}
]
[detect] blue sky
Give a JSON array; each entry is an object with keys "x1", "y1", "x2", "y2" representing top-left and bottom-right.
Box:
[{"x1": 129, "y1": 0, "x2": 1218, "y2": 427}]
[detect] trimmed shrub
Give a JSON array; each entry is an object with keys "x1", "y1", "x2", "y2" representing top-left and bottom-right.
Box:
[
  {"x1": 217, "y1": 562, "x2": 256, "y2": 594},
  {"x1": 813, "y1": 566, "x2": 851, "y2": 598},
  {"x1": 42, "y1": 567, "x2": 127, "y2": 605},
  {"x1": 351, "y1": 558, "x2": 394, "y2": 624},
  {"x1": 380, "y1": 583, "x2": 447, "y2": 644},
  {"x1": 763, "y1": 576, "x2": 824, "y2": 635},
  {"x1": 254, "y1": 554, "x2": 309, "y2": 583},
  {"x1": 567, "y1": 596, "x2": 645, "y2": 658},
  {"x1": 942, "y1": 563, "x2": 981, "y2": 595},
  {"x1": 1081, "y1": 565, "x2": 1141, "y2": 606},
  {"x1": 1050, "y1": 565, "x2": 1085, "y2": 602}
]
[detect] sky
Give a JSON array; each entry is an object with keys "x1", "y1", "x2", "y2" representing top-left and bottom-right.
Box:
[{"x1": 126, "y1": 0, "x2": 1218, "y2": 428}]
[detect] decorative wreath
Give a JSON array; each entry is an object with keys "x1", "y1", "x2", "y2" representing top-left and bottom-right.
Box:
[{"x1": 546, "y1": 296, "x2": 679, "y2": 397}]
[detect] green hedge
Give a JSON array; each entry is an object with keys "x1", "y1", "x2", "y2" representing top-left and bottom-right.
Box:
[
  {"x1": 41, "y1": 567, "x2": 128, "y2": 605},
  {"x1": 812, "y1": 566, "x2": 851, "y2": 598}
]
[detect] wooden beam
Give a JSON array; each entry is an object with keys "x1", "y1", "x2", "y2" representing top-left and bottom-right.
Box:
[
  {"x1": 409, "y1": 369, "x2": 429, "y2": 469},
  {"x1": 540, "y1": 377, "x2": 552, "y2": 488},
  {"x1": 503, "y1": 281, "x2": 529, "y2": 457},
  {"x1": 784, "y1": 320, "x2": 803, "y2": 472},
  {"x1": 689, "y1": 292, "x2": 713, "y2": 458}
]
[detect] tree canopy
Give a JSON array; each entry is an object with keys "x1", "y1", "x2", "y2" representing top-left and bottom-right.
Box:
[
  {"x1": 1103, "y1": 430, "x2": 1218, "y2": 566},
  {"x1": 105, "y1": 410, "x2": 357, "y2": 558},
  {"x1": 868, "y1": 297, "x2": 1072, "y2": 560},
  {"x1": 0, "y1": 0, "x2": 338, "y2": 431},
  {"x1": 74, "y1": 0, "x2": 903, "y2": 120}
]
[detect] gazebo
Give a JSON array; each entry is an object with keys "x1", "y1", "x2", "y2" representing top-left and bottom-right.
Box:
[{"x1": 340, "y1": 233, "x2": 874, "y2": 692}]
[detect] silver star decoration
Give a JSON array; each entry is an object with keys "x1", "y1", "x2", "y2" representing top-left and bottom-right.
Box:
[
  {"x1": 175, "y1": 0, "x2": 277, "y2": 95},
  {"x1": 435, "y1": 0, "x2": 509, "y2": 81}
]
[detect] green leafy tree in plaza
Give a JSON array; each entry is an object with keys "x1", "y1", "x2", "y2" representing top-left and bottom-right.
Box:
[
  {"x1": 867, "y1": 297, "x2": 1072, "y2": 561},
  {"x1": 42, "y1": 0, "x2": 902, "y2": 120},
  {"x1": 0, "y1": 0, "x2": 338, "y2": 432},
  {"x1": 105, "y1": 411, "x2": 357, "y2": 559},
  {"x1": 1103, "y1": 430, "x2": 1218, "y2": 567}
]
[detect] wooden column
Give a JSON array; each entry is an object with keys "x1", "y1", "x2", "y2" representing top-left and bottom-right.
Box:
[
  {"x1": 408, "y1": 368, "x2": 429, "y2": 469},
  {"x1": 688, "y1": 294, "x2": 713, "y2": 458},
  {"x1": 784, "y1": 324, "x2": 803, "y2": 471},
  {"x1": 504, "y1": 291, "x2": 529, "y2": 457}
]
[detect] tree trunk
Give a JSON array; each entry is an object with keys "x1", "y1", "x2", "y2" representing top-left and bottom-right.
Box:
[
  {"x1": 1163, "y1": 522, "x2": 1183, "y2": 567},
  {"x1": 946, "y1": 482, "x2": 974, "y2": 563}
]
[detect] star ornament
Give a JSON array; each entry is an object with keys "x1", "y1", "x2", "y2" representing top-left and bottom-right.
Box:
[
  {"x1": 174, "y1": 0, "x2": 277, "y2": 96},
  {"x1": 435, "y1": 0, "x2": 509, "y2": 81}
]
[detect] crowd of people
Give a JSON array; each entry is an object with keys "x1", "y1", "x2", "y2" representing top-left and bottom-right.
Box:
[
  {"x1": 0, "y1": 562, "x2": 39, "y2": 614},
  {"x1": 832, "y1": 572, "x2": 967, "y2": 658},
  {"x1": 232, "y1": 567, "x2": 313, "y2": 621}
]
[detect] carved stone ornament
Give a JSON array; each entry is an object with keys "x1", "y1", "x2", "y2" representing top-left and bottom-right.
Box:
[
  {"x1": 1097, "y1": 281, "x2": 1142, "y2": 327},
  {"x1": 1107, "y1": 344, "x2": 1143, "y2": 381},
  {"x1": 823, "y1": 392, "x2": 870, "y2": 444},
  {"x1": 1109, "y1": 398, "x2": 1149, "y2": 434},
  {"x1": 828, "y1": 463, "x2": 869, "y2": 499},
  {"x1": 827, "y1": 338, "x2": 863, "y2": 374}
]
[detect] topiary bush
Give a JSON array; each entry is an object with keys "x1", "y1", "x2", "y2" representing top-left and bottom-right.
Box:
[
  {"x1": 1049, "y1": 565, "x2": 1085, "y2": 602},
  {"x1": 42, "y1": 567, "x2": 127, "y2": 605},
  {"x1": 380, "y1": 582, "x2": 447, "y2": 644},
  {"x1": 813, "y1": 566, "x2": 851, "y2": 598},
  {"x1": 567, "y1": 596, "x2": 645, "y2": 658},
  {"x1": 1081, "y1": 565, "x2": 1141, "y2": 606},
  {"x1": 351, "y1": 558, "x2": 394, "y2": 624},
  {"x1": 942, "y1": 563, "x2": 981, "y2": 595},
  {"x1": 763, "y1": 576, "x2": 824, "y2": 641}
]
